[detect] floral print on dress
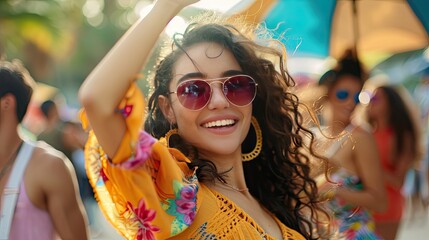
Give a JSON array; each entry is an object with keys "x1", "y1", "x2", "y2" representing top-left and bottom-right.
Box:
[
  {"x1": 128, "y1": 199, "x2": 160, "y2": 240},
  {"x1": 328, "y1": 169, "x2": 381, "y2": 240},
  {"x1": 118, "y1": 104, "x2": 134, "y2": 118},
  {"x1": 162, "y1": 177, "x2": 198, "y2": 236},
  {"x1": 113, "y1": 131, "x2": 156, "y2": 169}
]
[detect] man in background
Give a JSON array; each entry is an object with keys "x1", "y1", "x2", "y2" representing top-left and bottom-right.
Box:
[{"x1": 0, "y1": 59, "x2": 88, "y2": 239}]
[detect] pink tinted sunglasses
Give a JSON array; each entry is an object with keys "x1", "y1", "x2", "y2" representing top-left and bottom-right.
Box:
[{"x1": 168, "y1": 75, "x2": 258, "y2": 110}]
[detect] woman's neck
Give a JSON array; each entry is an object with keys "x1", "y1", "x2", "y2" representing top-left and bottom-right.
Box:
[
  {"x1": 199, "y1": 149, "x2": 242, "y2": 171},
  {"x1": 201, "y1": 152, "x2": 249, "y2": 194}
]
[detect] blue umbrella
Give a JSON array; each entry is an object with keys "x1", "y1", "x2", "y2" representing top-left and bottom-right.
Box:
[{"x1": 261, "y1": 0, "x2": 429, "y2": 59}]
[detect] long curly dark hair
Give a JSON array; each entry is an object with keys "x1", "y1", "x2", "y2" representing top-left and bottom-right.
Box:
[
  {"x1": 144, "y1": 17, "x2": 329, "y2": 239},
  {"x1": 368, "y1": 86, "x2": 419, "y2": 162}
]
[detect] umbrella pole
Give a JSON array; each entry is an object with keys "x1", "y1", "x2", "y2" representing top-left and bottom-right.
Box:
[{"x1": 352, "y1": 0, "x2": 359, "y2": 55}]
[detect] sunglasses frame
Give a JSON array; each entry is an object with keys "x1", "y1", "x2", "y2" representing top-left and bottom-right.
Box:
[
  {"x1": 335, "y1": 89, "x2": 360, "y2": 104},
  {"x1": 168, "y1": 74, "x2": 258, "y2": 111}
]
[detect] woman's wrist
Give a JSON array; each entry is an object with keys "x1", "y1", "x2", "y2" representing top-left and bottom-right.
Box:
[{"x1": 151, "y1": 0, "x2": 190, "y2": 19}]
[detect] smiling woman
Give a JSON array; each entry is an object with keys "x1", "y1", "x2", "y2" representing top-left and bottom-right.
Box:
[
  {"x1": 78, "y1": 0, "x2": 330, "y2": 239},
  {"x1": 316, "y1": 49, "x2": 387, "y2": 239}
]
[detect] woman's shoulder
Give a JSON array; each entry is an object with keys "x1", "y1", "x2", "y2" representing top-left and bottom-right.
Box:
[{"x1": 349, "y1": 124, "x2": 374, "y2": 139}]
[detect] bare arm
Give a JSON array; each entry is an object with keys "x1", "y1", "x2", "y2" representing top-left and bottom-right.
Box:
[
  {"x1": 42, "y1": 153, "x2": 89, "y2": 240},
  {"x1": 79, "y1": 0, "x2": 198, "y2": 157},
  {"x1": 335, "y1": 129, "x2": 387, "y2": 212}
]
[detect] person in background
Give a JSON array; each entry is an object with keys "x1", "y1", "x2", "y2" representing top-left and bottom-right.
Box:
[
  {"x1": 39, "y1": 99, "x2": 99, "y2": 237},
  {"x1": 38, "y1": 99, "x2": 75, "y2": 160},
  {"x1": 317, "y1": 49, "x2": 386, "y2": 239},
  {"x1": 78, "y1": 0, "x2": 330, "y2": 239},
  {"x1": 367, "y1": 85, "x2": 422, "y2": 240},
  {"x1": 0, "y1": 59, "x2": 88, "y2": 239},
  {"x1": 38, "y1": 100, "x2": 93, "y2": 199}
]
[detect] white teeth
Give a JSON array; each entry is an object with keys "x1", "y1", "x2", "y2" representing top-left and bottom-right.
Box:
[{"x1": 203, "y1": 119, "x2": 235, "y2": 128}]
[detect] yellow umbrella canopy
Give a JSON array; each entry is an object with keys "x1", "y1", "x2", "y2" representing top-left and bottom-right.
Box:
[
  {"x1": 330, "y1": 0, "x2": 428, "y2": 59},
  {"x1": 233, "y1": 0, "x2": 429, "y2": 61}
]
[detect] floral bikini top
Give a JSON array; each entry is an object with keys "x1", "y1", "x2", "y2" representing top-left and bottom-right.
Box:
[{"x1": 81, "y1": 83, "x2": 305, "y2": 240}]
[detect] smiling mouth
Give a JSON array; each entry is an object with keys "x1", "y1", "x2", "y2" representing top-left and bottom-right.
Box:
[{"x1": 202, "y1": 119, "x2": 236, "y2": 128}]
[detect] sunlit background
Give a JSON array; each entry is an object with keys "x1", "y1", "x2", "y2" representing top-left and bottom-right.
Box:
[
  {"x1": 1, "y1": 1, "x2": 428, "y2": 239},
  {"x1": 1, "y1": 0, "x2": 428, "y2": 133},
  {"x1": 0, "y1": 0, "x2": 254, "y2": 108}
]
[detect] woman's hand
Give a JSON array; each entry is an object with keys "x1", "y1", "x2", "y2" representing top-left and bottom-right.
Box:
[{"x1": 318, "y1": 181, "x2": 341, "y2": 201}]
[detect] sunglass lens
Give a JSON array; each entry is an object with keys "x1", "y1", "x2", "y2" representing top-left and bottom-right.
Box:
[
  {"x1": 336, "y1": 90, "x2": 349, "y2": 101},
  {"x1": 176, "y1": 80, "x2": 211, "y2": 110},
  {"x1": 224, "y1": 76, "x2": 256, "y2": 106}
]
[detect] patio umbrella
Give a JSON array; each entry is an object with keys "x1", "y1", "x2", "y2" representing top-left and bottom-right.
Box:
[
  {"x1": 234, "y1": 0, "x2": 429, "y2": 62},
  {"x1": 370, "y1": 47, "x2": 428, "y2": 89}
]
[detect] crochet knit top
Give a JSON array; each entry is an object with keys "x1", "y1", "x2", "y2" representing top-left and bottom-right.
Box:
[{"x1": 81, "y1": 83, "x2": 305, "y2": 240}]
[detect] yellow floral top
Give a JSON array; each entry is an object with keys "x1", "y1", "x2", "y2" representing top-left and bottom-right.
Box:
[{"x1": 81, "y1": 83, "x2": 305, "y2": 240}]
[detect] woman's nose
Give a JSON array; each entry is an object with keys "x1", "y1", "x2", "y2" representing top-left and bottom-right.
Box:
[{"x1": 207, "y1": 83, "x2": 229, "y2": 110}]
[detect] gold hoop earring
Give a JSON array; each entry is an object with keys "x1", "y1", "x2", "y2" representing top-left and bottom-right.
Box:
[
  {"x1": 164, "y1": 128, "x2": 178, "y2": 148},
  {"x1": 242, "y1": 116, "x2": 262, "y2": 162}
]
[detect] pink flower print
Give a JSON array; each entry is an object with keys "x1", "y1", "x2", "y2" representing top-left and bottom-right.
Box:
[
  {"x1": 175, "y1": 185, "x2": 197, "y2": 225},
  {"x1": 176, "y1": 199, "x2": 195, "y2": 214},
  {"x1": 120, "y1": 104, "x2": 133, "y2": 118},
  {"x1": 183, "y1": 211, "x2": 196, "y2": 225},
  {"x1": 117, "y1": 131, "x2": 155, "y2": 169},
  {"x1": 180, "y1": 185, "x2": 196, "y2": 200},
  {"x1": 134, "y1": 131, "x2": 156, "y2": 162},
  {"x1": 129, "y1": 199, "x2": 160, "y2": 240}
]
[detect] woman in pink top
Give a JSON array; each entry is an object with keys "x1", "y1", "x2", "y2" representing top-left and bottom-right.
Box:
[{"x1": 367, "y1": 86, "x2": 421, "y2": 240}]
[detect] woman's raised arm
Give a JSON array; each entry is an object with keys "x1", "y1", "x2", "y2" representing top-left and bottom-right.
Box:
[{"x1": 79, "y1": 0, "x2": 199, "y2": 157}]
